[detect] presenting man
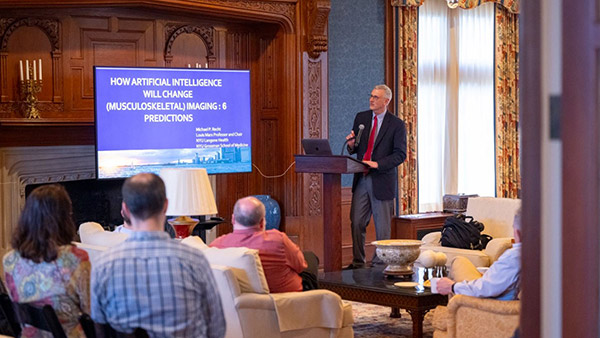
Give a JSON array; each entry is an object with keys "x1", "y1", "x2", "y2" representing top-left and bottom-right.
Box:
[
  {"x1": 91, "y1": 173, "x2": 225, "y2": 337},
  {"x1": 345, "y1": 84, "x2": 407, "y2": 269},
  {"x1": 210, "y1": 196, "x2": 318, "y2": 292}
]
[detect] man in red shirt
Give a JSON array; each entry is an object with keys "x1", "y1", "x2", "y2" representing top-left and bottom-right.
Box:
[{"x1": 210, "y1": 196, "x2": 318, "y2": 293}]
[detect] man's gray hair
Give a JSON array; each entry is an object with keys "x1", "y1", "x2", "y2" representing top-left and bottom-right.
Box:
[
  {"x1": 233, "y1": 197, "x2": 266, "y2": 227},
  {"x1": 513, "y1": 206, "x2": 522, "y2": 231},
  {"x1": 374, "y1": 84, "x2": 393, "y2": 101}
]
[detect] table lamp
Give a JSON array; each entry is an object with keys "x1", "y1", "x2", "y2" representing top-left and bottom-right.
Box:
[{"x1": 160, "y1": 168, "x2": 218, "y2": 239}]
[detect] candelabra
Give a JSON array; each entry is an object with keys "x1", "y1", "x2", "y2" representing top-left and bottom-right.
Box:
[
  {"x1": 20, "y1": 75, "x2": 42, "y2": 119},
  {"x1": 19, "y1": 59, "x2": 43, "y2": 119}
]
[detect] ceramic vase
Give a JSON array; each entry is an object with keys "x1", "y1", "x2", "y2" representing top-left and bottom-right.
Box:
[{"x1": 254, "y1": 195, "x2": 281, "y2": 230}]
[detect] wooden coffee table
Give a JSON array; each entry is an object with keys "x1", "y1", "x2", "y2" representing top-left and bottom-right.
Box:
[{"x1": 319, "y1": 266, "x2": 447, "y2": 338}]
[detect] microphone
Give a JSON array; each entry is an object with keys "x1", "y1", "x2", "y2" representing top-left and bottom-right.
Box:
[
  {"x1": 355, "y1": 124, "x2": 365, "y2": 147},
  {"x1": 340, "y1": 124, "x2": 365, "y2": 155}
]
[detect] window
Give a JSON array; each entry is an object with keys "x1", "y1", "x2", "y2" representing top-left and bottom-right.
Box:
[{"x1": 417, "y1": 0, "x2": 495, "y2": 211}]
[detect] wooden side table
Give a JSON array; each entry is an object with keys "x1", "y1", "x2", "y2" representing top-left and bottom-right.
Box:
[{"x1": 392, "y1": 212, "x2": 454, "y2": 240}]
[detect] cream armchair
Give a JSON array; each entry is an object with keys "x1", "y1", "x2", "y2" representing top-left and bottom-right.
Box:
[
  {"x1": 432, "y1": 295, "x2": 520, "y2": 338},
  {"x1": 421, "y1": 197, "x2": 521, "y2": 267},
  {"x1": 74, "y1": 221, "x2": 129, "y2": 264},
  {"x1": 182, "y1": 237, "x2": 354, "y2": 338}
]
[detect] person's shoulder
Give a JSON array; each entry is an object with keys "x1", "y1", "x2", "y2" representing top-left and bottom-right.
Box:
[
  {"x1": 265, "y1": 229, "x2": 286, "y2": 237},
  {"x1": 265, "y1": 229, "x2": 293, "y2": 243},
  {"x1": 65, "y1": 245, "x2": 90, "y2": 262},
  {"x1": 2, "y1": 250, "x2": 18, "y2": 269},
  {"x1": 357, "y1": 110, "x2": 372, "y2": 117},
  {"x1": 209, "y1": 233, "x2": 233, "y2": 247},
  {"x1": 385, "y1": 112, "x2": 405, "y2": 124}
]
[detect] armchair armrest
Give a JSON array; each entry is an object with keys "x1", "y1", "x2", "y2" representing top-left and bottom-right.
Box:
[
  {"x1": 483, "y1": 238, "x2": 513, "y2": 263},
  {"x1": 235, "y1": 290, "x2": 349, "y2": 332},
  {"x1": 442, "y1": 295, "x2": 520, "y2": 338},
  {"x1": 447, "y1": 294, "x2": 520, "y2": 315},
  {"x1": 421, "y1": 231, "x2": 442, "y2": 246}
]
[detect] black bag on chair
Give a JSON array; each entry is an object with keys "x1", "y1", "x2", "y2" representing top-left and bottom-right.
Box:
[{"x1": 441, "y1": 214, "x2": 487, "y2": 250}]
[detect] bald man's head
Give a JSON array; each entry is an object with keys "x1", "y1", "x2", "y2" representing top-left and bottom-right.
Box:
[{"x1": 233, "y1": 197, "x2": 266, "y2": 227}]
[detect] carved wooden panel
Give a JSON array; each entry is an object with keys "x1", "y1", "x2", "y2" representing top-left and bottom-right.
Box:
[
  {"x1": 226, "y1": 31, "x2": 250, "y2": 70},
  {"x1": 164, "y1": 24, "x2": 213, "y2": 67},
  {"x1": 65, "y1": 15, "x2": 157, "y2": 114},
  {"x1": 0, "y1": 17, "x2": 62, "y2": 118},
  {"x1": 258, "y1": 33, "x2": 280, "y2": 111}
]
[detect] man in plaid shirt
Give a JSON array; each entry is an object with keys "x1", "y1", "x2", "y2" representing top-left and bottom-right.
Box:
[{"x1": 91, "y1": 173, "x2": 225, "y2": 337}]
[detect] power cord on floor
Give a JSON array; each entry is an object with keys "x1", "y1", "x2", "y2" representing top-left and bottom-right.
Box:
[{"x1": 252, "y1": 161, "x2": 296, "y2": 178}]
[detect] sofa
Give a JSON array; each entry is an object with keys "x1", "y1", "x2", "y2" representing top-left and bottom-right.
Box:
[
  {"x1": 431, "y1": 295, "x2": 520, "y2": 338},
  {"x1": 420, "y1": 197, "x2": 521, "y2": 267}
]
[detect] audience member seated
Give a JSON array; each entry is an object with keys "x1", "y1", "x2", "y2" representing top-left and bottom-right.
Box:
[
  {"x1": 210, "y1": 196, "x2": 318, "y2": 293},
  {"x1": 2, "y1": 184, "x2": 91, "y2": 337},
  {"x1": 91, "y1": 173, "x2": 225, "y2": 337},
  {"x1": 436, "y1": 207, "x2": 521, "y2": 300},
  {"x1": 113, "y1": 210, "x2": 133, "y2": 234}
]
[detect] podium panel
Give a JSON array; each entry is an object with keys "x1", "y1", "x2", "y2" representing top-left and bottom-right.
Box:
[{"x1": 295, "y1": 155, "x2": 367, "y2": 272}]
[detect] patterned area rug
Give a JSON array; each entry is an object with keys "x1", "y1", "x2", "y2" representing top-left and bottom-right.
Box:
[{"x1": 350, "y1": 301, "x2": 435, "y2": 338}]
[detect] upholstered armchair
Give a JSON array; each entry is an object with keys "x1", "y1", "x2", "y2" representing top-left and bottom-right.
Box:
[
  {"x1": 182, "y1": 237, "x2": 354, "y2": 338},
  {"x1": 431, "y1": 295, "x2": 520, "y2": 338},
  {"x1": 421, "y1": 197, "x2": 521, "y2": 267}
]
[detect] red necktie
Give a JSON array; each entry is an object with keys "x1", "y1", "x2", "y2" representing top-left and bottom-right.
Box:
[{"x1": 363, "y1": 116, "x2": 378, "y2": 161}]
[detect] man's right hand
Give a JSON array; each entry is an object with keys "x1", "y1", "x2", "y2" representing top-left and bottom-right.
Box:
[
  {"x1": 437, "y1": 277, "x2": 455, "y2": 295},
  {"x1": 346, "y1": 130, "x2": 356, "y2": 148}
]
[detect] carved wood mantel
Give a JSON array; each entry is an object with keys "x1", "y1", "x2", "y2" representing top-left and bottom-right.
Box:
[{"x1": 0, "y1": 0, "x2": 334, "y2": 264}]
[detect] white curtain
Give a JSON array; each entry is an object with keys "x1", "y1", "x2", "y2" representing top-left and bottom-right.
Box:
[{"x1": 417, "y1": 0, "x2": 495, "y2": 212}]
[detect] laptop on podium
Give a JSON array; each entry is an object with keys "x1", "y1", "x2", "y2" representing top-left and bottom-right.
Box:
[{"x1": 301, "y1": 139, "x2": 333, "y2": 155}]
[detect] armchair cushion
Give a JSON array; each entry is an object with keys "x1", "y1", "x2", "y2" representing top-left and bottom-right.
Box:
[
  {"x1": 180, "y1": 235, "x2": 209, "y2": 251},
  {"x1": 483, "y1": 238, "x2": 513, "y2": 263},
  {"x1": 198, "y1": 247, "x2": 270, "y2": 294},
  {"x1": 466, "y1": 197, "x2": 521, "y2": 239}
]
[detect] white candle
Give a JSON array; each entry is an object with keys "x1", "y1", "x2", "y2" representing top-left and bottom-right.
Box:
[
  {"x1": 38, "y1": 59, "x2": 42, "y2": 80},
  {"x1": 33, "y1": 60, "x2": 37, "y2": 81},
  {"x1": 188, "y1": 64, "x2": 191, "y2": 68},
  {"x1": 19, "y1": 60, "x2": 23, "y2": 81},
  {"x1": 26, "y1": 60, "x2": 29, "y2": 80},
  {"x1": 205, "y1": 63, "x2": 208, "y2": 68}
]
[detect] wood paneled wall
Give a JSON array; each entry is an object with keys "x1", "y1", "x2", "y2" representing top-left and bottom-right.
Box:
[{"x1": 0, "y1": 0, "x2": 337, "y2": 264}]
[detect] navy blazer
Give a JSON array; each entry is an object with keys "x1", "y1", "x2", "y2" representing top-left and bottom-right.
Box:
[{"x1": 349, "y1": 110, "x2": 407, "y2": 200}]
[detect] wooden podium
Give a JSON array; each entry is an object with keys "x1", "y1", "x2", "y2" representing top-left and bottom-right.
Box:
[{"x1": 295, "y1": 155, "x2": 368, "y2": 271}]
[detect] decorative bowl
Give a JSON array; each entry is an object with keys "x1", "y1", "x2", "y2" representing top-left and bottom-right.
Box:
[{"x1": 372, "y1": 239, "x2": 422, "y2": 276}]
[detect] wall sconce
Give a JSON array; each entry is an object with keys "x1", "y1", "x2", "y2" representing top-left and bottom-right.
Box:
[
  {"x1": 19, "y1": 59, "x2": 43, "y2": 119},
  {"x1": 447, "y1": 0, "x2": 459, "y2": 9}
]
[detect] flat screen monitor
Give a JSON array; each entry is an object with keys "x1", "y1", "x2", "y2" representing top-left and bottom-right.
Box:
[{"x1": 94, "y1": 66, "x2": 251, "y2": 179}]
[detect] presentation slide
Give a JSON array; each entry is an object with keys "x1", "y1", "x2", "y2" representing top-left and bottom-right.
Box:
[{"x1": 95, "y1": 66, "x2": 251, "y2": 179}]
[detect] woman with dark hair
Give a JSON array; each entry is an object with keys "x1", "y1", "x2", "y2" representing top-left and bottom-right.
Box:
[{"x1": 3, "y1": 184, "x2": 90, "y2": 337}]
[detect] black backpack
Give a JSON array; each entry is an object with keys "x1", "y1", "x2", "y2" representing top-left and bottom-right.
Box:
[{"x1": 441, "y1": 214, "x2": 491, "y2": 250}]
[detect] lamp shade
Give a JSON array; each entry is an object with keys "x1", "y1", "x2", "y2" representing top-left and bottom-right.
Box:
[{"x1": 160, "y1": 168, "x2": 218, "y2": 216}]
